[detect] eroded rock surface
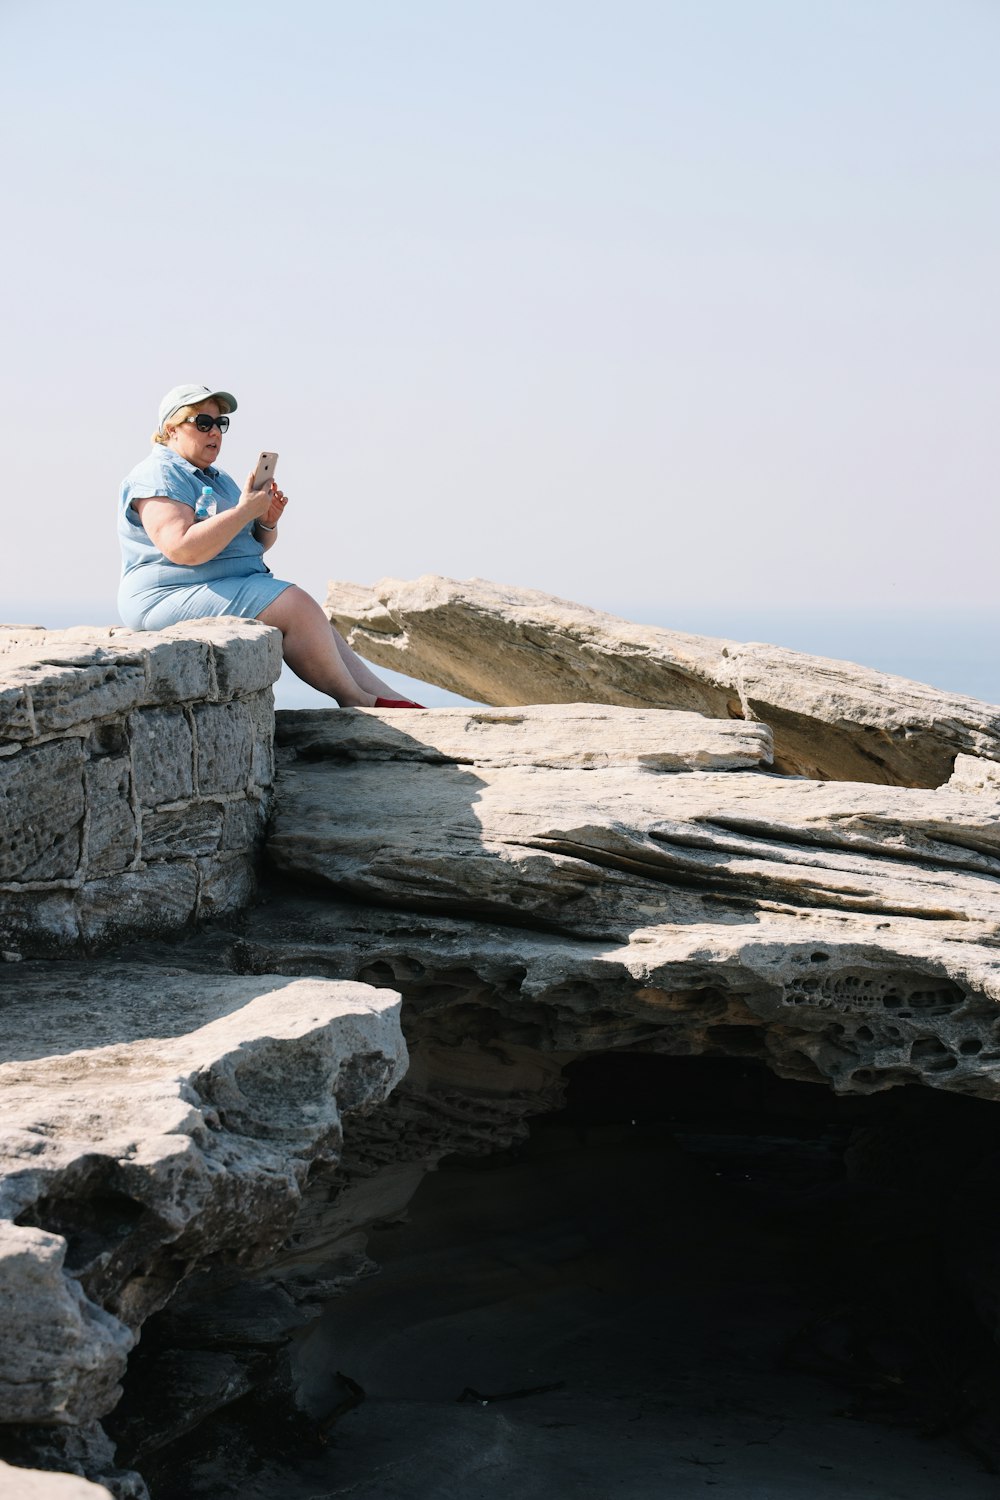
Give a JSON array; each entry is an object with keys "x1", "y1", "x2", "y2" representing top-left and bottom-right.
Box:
[
  {"x1": 326, "y1": 575, "x2": 1000, "y2": 786},
  {"x1": 266, "y1": 705, "x2": 1000, "y2": 1102},
  {"x1": 0, "y1": 963, "x2": 404, "y2": 1489}
]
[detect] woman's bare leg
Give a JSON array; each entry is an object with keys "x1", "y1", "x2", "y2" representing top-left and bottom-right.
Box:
[
  {"x1": 258, "y1": 587, "x2": 376, "y2": 706},
  {"x1": 330, "y1": 628, "x2": 400, "y2": 697}
]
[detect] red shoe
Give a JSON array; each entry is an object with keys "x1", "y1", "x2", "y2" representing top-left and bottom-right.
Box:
[{"x1": 374, "y1": 696, "x2": 427, "y2": 709}]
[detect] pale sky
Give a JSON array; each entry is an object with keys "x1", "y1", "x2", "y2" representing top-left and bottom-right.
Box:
[{"x1": 2, "y1": 0, "x2": 998, "y2": 625}]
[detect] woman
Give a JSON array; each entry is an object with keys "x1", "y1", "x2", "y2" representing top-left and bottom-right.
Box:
[{"x1": 118, "y1": 384, "x2": 422, "y2": 708}]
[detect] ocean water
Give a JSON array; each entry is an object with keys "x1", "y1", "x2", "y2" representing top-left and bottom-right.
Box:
[{"x1": 11, "y1": 601, "x2": 997, "y2": 711}]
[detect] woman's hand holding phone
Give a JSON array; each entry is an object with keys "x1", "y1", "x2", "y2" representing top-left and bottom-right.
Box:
[{"x1": 240, "y1": 451, "x2": 280, "y2": 521}]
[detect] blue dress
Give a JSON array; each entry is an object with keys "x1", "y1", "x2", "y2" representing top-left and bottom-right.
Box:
[{"x1": 117, "y1": 446, "x2": 292, "y2": 630}]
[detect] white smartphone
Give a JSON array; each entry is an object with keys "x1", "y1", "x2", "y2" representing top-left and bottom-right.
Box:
[{"x1": 251, "y1": 451, "x2": 278, "y2": 491}]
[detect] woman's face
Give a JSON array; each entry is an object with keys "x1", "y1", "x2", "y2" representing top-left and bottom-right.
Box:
[{"x1": 166, "y1": 399, "x2": 226, "y2": 470}]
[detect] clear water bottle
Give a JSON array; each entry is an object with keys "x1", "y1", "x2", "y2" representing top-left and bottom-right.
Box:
[{"x1": 195, "y1": 485, "x2": 216, "y2": 520}]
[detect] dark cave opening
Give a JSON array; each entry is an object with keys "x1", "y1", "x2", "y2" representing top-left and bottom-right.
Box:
[
  {"x1": 137, "y1": 1055, "x2": 1000, "y2": 1498},
  {"x1": 556, "y1": 1053, "x2": 1000, "y2": 1451}
]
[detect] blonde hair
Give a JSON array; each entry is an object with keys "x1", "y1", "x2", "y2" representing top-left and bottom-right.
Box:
[{"x1": 152, "y1": 396, "x2": 232, "y2": 447}]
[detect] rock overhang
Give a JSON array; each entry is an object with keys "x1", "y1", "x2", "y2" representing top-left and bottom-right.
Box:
[{"x1": 325, "y1": 575, "x2": 1000, "y2": 786}]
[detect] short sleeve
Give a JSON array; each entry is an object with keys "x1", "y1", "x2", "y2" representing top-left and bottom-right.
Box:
[{"x1": 123, "y1": 451, "x2": 197, "y2": 517}]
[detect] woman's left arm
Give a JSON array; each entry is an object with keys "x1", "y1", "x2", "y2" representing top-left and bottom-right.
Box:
[{"x1": 254, "y1": 485, "x2": 289, "y2": 552}]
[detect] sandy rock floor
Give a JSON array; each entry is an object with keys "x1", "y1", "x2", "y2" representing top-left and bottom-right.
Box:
[{"x1": 217, "y1": 1108, "x2": 1000, "y2": 1500}]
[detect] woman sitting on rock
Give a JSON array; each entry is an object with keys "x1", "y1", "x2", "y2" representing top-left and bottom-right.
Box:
[{"x1": 117, "y1": 384, "x2": 422, "y2": 708}]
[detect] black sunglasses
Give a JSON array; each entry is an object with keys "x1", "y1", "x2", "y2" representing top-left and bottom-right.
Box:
[{"x1": 184, "y1": 414, "x2": 230, "y2": 433}]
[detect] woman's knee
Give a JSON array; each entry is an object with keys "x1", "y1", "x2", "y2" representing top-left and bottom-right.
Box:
[{"x1": 258, "y1": 585, "x2": 317, "y2": 631}]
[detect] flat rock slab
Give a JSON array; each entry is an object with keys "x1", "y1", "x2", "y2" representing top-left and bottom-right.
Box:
[
  {"x1": 270, "y1": 709, "x2": 1000, "y2": 934},
  {"x1": 0, "y1": 966, "x2": 406, "y2": 1427},
  {"x1": 0, "y1": 619, "x2": 282, "y2": 742},
  {"x1": 276, "y1": 701, "x2": 774, "y2": 772},
  {"x1": 326, "y1": 575, "x2": 1000, "y2": 786}
]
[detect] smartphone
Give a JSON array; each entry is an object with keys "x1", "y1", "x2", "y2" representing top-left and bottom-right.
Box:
[{"x1": 251, "y1": 451, "x2": 278, "y2": 491}]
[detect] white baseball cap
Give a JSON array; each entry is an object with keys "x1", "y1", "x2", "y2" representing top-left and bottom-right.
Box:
[{"x1": 158, "y1": 384, "x2": 238, "y2": 431}]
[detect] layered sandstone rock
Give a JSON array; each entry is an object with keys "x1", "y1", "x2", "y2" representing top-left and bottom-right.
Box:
[
  {"x1": 4, "y1": 619, "x2": 1000, "y2": 1494},
  {"x1": 266, "y1": 704, "x2": 1000, "y2": 1102},
  {"x1": 325, "y1": 575, "x2": 1000, "y2": 786},
  {"x1": 0, "y1": 621, "x2": 281, "y2": 953}
]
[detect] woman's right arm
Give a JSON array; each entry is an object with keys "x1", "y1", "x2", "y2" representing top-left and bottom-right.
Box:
[{"x1": 134, "y1": 474, "x2": 272, "y2": 567}]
